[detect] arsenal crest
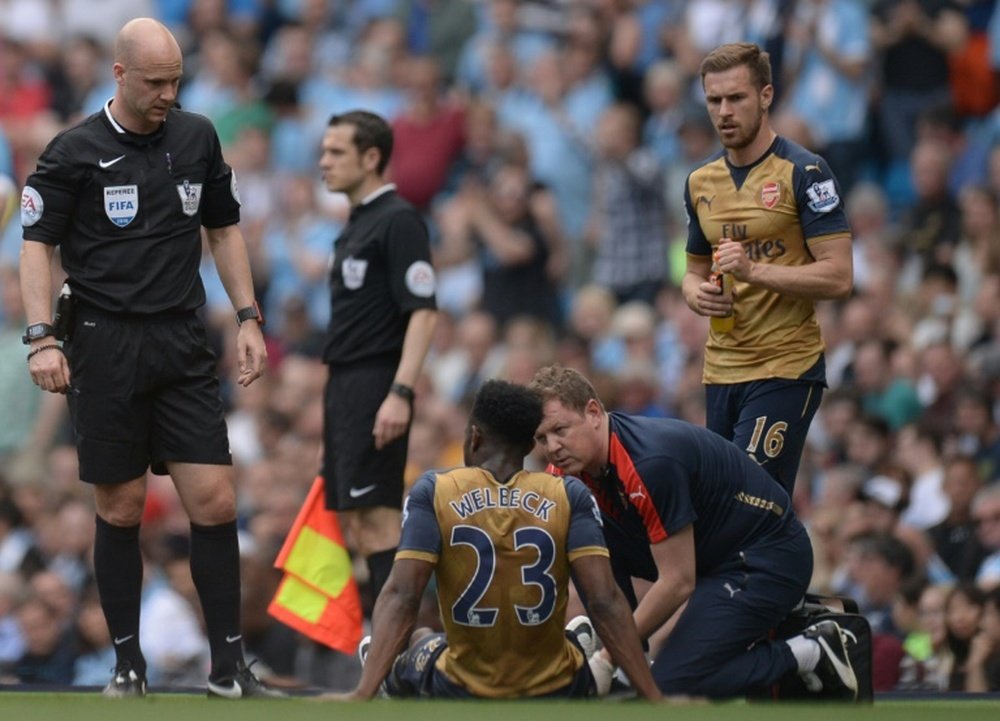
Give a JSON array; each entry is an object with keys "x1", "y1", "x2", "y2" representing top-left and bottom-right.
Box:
[{"x1": 761, "y1": 182, "x2": 781, "y2": 209}]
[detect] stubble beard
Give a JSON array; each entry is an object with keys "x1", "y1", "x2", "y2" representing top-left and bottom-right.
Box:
[{"x1": 721, "y1": 108, "x2": 764, "y2": 152}]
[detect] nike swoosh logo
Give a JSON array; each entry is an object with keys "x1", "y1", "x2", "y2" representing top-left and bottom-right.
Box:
[
  {"x1": 226, "y1": 634, "x2": 242, "y2": 643},
  {"x1": 206, "y1": 679, "x2": 243, "y2": 699},
  {"x1": 99, "y1": 155, "x2": 126, "y2": 169},
  {"x1": 113, "y1": 634, "x2": 134, "y2": 645},
  {"x1": 349, "y1": 484, "x2": 378, "y2": 498}
]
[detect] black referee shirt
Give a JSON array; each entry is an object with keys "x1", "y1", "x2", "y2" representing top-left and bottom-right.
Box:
[
  {"x1": 324, "y1": 188, "x2": 436, "y2": 366},
  {"x1": 22, "y1": 100, "x2": 241, "y2": 314}
]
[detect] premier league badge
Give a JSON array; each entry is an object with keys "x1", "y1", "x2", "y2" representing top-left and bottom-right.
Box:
[
  {"x1": 342, "y1": 256, "x2": 368, "y2": 290},
  {"x1": 104, "y1": 185, "x2": 138, "y2": 227},
  {"x1": 176, "y1": 179, "x2": 203, "y2": 216}
]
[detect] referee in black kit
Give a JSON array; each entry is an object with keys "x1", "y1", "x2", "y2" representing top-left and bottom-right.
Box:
[
  {"x1": 18, "y1": 18, "x2": 281, "y2": 699},
  {"x1": 319, "y1": 111, "x2": 437, "y2": 606}
]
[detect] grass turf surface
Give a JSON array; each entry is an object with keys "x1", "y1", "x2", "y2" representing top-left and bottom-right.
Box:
[{"x1": 1, "y1": 694, "x2": 1000, "y2": 721}]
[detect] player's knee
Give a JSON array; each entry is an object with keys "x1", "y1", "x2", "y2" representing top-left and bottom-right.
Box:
[
  {"x1": 94, "y1": 484, "x2": 146, "y2": 526},
  {"x1": 197, "y1": 494, "x2": 237, "y2": 524}
]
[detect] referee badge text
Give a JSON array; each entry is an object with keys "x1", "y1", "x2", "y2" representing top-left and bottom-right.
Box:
[
  {"x1": 176, "y1": 179, "x2": 203, "y2": 216},
  {"x1": 104, "y1": 185, "x2": 138, "y2": 227}
]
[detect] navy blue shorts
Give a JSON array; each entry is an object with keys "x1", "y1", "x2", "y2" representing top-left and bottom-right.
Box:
[
  {"x1": 705, "y1": 376, "x2": 823, "y2": 495},
  {"x1": 65, "y1": 306, "x2": 231, "y2": 484},
  {"x1": 385, "y1": 633, "x2": 595, "y2": 698},
  {"x1": 322, "y1": 357, "x2": 408, "y2": 511}
]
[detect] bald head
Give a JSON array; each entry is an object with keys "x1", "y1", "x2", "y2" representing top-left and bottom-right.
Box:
[
  {"x1": 115, "y1": 18, "x2": 181, "y2": 68},
  {"x1": 111, "y1": 17, "x2": 183, "y2": 133}
]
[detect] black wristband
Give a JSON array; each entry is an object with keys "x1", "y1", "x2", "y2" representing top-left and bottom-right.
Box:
[
  {"x1": 389, "y1": 382, "x2": 415, "y2": 402},
  {"x1": 236, "y1": 301, "x2": 265, "y2": 327},
  {"x1": 26, "y1": 344, "x2": 62, "y2": 362}
]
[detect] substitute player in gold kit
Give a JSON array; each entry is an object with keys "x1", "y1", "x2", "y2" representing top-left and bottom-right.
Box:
[
  {"x1": 682, "y1": 42, "x2": 853, "y2": 495},
  {"x1": 336, "y1": 380, "x2": 659, "y2": 700}
]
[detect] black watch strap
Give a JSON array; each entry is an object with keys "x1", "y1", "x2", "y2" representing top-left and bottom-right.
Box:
[
  {"x1": 236, "y1": 301, "x2": 264, "y2": 327},
  {"x1": 389, "y1": 382, "x2": 415, "y2": 402},
  {"x1": 22, "y1": 322, "x2": 55, "y2": 345}
]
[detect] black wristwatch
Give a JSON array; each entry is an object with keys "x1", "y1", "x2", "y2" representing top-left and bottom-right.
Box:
[
  {"x1": 22, "y1": 322, "x2": 55, "y2": 345},
  {"x1": 235, "y1": 301, "x2": 264, "y2": 327},
  {"x1": 389, "y1": 382, "x2": 415, "y2": 402}
]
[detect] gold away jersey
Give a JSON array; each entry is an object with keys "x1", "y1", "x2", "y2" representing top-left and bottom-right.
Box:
[
  {"x1": 684, "y1": 136, "x2": 851, "y2": 384},
  {"x1": 396, "y1": 467, "x2": 608, "y2": 698}
]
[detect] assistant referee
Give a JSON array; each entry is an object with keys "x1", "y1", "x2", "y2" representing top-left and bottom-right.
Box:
[
  {"x1": 319, "y1": 110, "x2": 438, "y2": 605},
  {"x1": 18, "y1": 18, "x2": 279, "y2": 699}
]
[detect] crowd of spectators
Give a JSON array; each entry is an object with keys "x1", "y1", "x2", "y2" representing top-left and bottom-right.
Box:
[{"x1": 2, "y1": 0, "x2": 1000, "y2": 694}]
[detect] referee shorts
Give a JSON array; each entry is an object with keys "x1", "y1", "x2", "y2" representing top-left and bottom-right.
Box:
[
  {"x1": 322, "y1": 357, "x2": 408, "y2": 511},
  {"x1": 65, "y1": 306, "x2": 231, "y2": 485}
]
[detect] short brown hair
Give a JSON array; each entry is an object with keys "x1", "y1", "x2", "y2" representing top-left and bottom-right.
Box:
[
  {"x1": 528, "y1": 365, "x2": 604, "y2": 414},
  {"x1": 699, "y1": 42, "x2": 772, "y2": 91},
  {"x1": 327, "y1": 110, "x2": 394, "y2": 174}
]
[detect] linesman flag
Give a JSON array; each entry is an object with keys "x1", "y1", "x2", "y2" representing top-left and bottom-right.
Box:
[{"x1": 268, "y1": 476, "x2": 363, "y2": 654}]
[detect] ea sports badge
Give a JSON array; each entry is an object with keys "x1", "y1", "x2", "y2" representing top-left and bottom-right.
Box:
[
  {"x1": 405, "y1": 260, "x2": 436, "y2": 298},
  {"x1": 20, "y1": 185, "x2": 43, "y2": 227}
]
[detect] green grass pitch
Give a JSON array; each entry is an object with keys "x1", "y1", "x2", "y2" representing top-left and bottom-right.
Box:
[{"x1": 1, "y1": 694, "x2": 1000, "y2": 721}]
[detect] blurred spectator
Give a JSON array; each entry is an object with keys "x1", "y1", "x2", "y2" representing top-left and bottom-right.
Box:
[
  {"x1": 944, "y1": 582, "x2": 986, "y2": 689},
  {"x1": 641, "y1": 59, "x2": 688, "y2": 168},
  {"x1": 12, "y1": 594, "x2": 78, "y2": 685},
  {"x1": 894, "y1": 421, "x2": 950, "y2": 529},
  {"x1": 845, "y1": 182, "x2": 900, "y2": 299},
  {"x1": 0, "y1": 570, "x2": 25, "y2": 673},
  {"x1": 436, "y1": 162, "x2": 563, "y2": 330},
  {"x1": 808, "y1": 387, "x2": 863, "y2": 469},
  {"x1": 965, "y1": 585, "x2": 1000, "y2": 690},
  {"x1": 844, "y1": 532, "x2": 915, "y2": 687},
  {"x1": 179, "y1": 26, "x2": 258, "y2": 122},
  {"x1": 612, "y1": 359, "x2": 670, "y2": 419},
  {"x1": 498, "y1": 49, "x2": 611, "y2": 279},
  {"x1": 929, "y1": 454, "x2": 989, "y2": 581},
  {"x1": 973, "y1": 482, "x2": 1000, "y2": 589},
  {"x1": 390, "y1": 55, "x2": 465, "y2": 213},
  {"x1": 392, "y1": 0, "x2": 477, "y2": 82},
  {"x1": 870, "y1": 0, "x2": 967, "y2": 167},
  {"x1": 454, "y1": 0, "x2": 552, "y2": 96},
  {"x1": 895, "y1": 140, "x2": 962, "y2": 277},
  {"x1": 779, "y1": 0, "x2": 872, "y2": 194},
  {"x1": 897, "y1": 582, "x2": 953, "y2": 690},
  {"x1": 845, "y1": 413, "x2": 894, "y2": 477},
  {"x1": 851, "y1": 338, "x2": 923, "y2": 431},
  {"x1": 949, "y1": 385, "x2": 1000, "y2": 481},
  {"x1": 0, "y1": 33, "x2": 52, "y2": 182},
  {"x1": 826, "y1": 295, "x2": 881, "y2": 390},
  {"x1": 910, "y1": 262, "x2": 982, "y2": 353},
  {"x1": 953, "y1": 184, "x2": 1000, "y2": 303},
  {"x1": 586, "y1": 102, "x2": 670, "y2": 306},
  {"x1": 916, "y1": 340, "x2": 966, "y2": 436},
  {"x1": 72, "y1": 588, "x2": 115, "y2": 686},
  {"x1": 0, "y1": 496, "x2": 37, "y2": 575},
  {"x1": 47, "y1": 35, "x2": 115, "y2": 124},
  {"x1": 263, "y1": 173, "x2": 341, "y2": 336}
]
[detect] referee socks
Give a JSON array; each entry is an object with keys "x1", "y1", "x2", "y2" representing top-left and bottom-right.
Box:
[
  {"x1": 94, "y1": 515, "x2": 146, "y2": 677},
  {"x1": 190, "y1": 520, "x2": 245, "y2": 679}
]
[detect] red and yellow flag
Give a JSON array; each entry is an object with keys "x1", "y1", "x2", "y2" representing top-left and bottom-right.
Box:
[{"x1": 268, "y1": 476, "x2": 362, "y2": 655}]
